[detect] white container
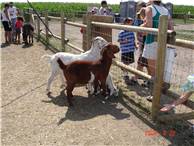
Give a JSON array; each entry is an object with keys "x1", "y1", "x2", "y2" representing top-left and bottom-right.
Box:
[{"x1": 164, "y1": 47, "x2": 176, "y2": 83}]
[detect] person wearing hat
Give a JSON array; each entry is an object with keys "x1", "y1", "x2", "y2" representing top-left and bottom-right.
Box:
[
  {"x1": 130, "y1": 7, "x2": 151, "y2": 85},
  {"x1": 141, "y1": 0, "x2": 174, "y2": 100},
  {"x1": 134, "y1": 1, "x2": 146, "y2": 26},
  {"x1": 118, "y1": 17, "x2": 137, "y2": 85}
]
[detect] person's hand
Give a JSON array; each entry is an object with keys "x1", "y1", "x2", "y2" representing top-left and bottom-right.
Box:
[
  {"x1": 8, "y1": 20, "x2": 12, "y2": 26},
  {"x1": 135, "y1": 44, "x2": 138, "y2": 50},
  {"x1": 123, "y1": 39, "x2": 128, "y2": 43}
]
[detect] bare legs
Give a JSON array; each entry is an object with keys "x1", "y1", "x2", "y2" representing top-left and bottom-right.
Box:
[
  {"x1": 147, "y1": 59, "x2": 156, "y2": 77},
  {"x1": 106, "y1": 73, "x2": 118, "y2": 96},
  {"x1": 5, "y1": 31, "x2": 11, "y2": 43},
  {"x1": 15, "y1": 33, "x2": 21, "y2": 44},
  {"x1": 160, "y1": 91, "x2": 193, "y2": 112}
]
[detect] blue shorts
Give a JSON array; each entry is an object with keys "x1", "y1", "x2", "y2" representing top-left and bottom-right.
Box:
[{"x1": 121, "y1": 52, "x2": 134, "y2": 64}]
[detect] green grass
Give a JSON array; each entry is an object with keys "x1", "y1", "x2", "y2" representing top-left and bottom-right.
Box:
[
  {"x1": 13, "y1": 2, "x2": 119, "y2": 14},
  {"x1": 173, "y1": 5, "x2": 194, "y2": 15}
]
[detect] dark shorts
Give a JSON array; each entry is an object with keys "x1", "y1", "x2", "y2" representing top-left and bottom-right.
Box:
[
  {"x1": 2, "y1": 21, "x2": 12, "y2": 32},
  {"x1": 16, "y1": 28, "x2": 21, "y2": 34},
  {"x1": 138, "y1": 53, "x2": 148, "y2": 67},
  {"x1": 121, "y1": 52, "x2": 134, "y2": 64}
]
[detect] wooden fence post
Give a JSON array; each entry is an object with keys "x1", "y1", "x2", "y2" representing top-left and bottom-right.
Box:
[
  {"x1": 61, "y1": 11, "x2": 65, "y2": 51},
  {"x1": 86, "y1": 15, "x2": 92, "y2": 50},
  {"x1": 152, "y1": 15, "x2": 168, "y2": 121},
  {"x1": 37, "y1": 17, "x2": 40, "y2": 41},
  {"x1": 184, "y1": 13, "x2": 187, "y2": 24},
  {"x1": 45, "y1": 11, "x2": 49, "y2": 49}
]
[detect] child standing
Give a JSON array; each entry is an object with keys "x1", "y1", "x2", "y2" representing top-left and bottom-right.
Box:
[
  {"x1": 15, "y1": 16, "x2": 23, "y2": 44},
  {"x1": 118, "y1": 17, "x2": 136, "y2": 85},
  {"x1": 131, "y1": 8, "x2": 151, "y2": 84}
]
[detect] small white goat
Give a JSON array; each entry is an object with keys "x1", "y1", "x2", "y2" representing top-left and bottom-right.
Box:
[{"x1": 42, "y1": 36, "x2": 118, "y2": 96}]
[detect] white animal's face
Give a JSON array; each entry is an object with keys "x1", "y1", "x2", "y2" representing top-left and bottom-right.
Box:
[{"x1": 92, "y1": 36, "x2": 108, "y2": 51}]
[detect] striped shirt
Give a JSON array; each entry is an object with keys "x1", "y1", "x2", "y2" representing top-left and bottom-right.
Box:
[{"x1": 118, "y1": 30, "x2": 135, "y2": 53}]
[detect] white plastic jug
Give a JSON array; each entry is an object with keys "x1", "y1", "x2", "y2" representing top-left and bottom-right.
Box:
[{"x1": 164, "y1": 47, "x2": 176, "y2": 83}]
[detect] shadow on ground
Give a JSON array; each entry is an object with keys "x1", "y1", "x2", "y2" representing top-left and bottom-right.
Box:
[
  {"x1": 42, "y1": 90, "x2": 130, "y2": 125},
  {"x1": 22, "y1": 43, "x2": 33, "y2": 48}
]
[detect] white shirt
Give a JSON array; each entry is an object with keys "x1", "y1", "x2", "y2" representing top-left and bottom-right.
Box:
[
  {"x1": 8, "y1": 6, "x2": 17, "y2": 19},
  {"x1": 150, "y1": 4, "x2": 169, "y2": 17},
  {"x1": 99, "y1": 7, "x2": 110, "y2": 16},
  {"x1": 1, "y1": 9, "x2": 10, "y2": 21}
]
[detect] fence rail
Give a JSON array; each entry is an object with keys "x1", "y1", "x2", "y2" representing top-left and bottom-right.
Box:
[
  {"x1": 175, "y1": 39, "x2": 194, "y2": 50},
  {"x1": 36, "y1": 14, "x2": 194, "y2": 49},
  {"x1": 66, "y1": 21, "x2": 87, "y2": 28}
]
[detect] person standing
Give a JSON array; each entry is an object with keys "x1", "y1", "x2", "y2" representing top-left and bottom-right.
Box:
[
  {"x1": 99, "y1": 0, "x2": 111, "y2": 16},
  {"x1": 131, "y1": 8, "x2": 151, "y2": 84},
  {"x1": 141, "y1": 0, "x2": 174, "y2": 100},
  {"x1": 118, "y1": 17, "x2": 136, "y2": 85},
  {"x1": 1, "y1": 3, "x2": 12, "y2": 44},
  {"x1": 15, "y1": 16, "x2": 24, "y2": 44},
  {"x1": 141, "y1": 0, "x2": 173, "y2": 78},
  {"x1": 8, "y1": 2, "x2": 18, "y2": 42}
]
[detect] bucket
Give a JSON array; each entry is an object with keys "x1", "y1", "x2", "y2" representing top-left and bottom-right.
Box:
[
  {"x1": 114, "y1": 13, "x2": 120, "y2": 23},
  {"x1": 164, "y1": 47, "x2": 176, "y2": 83}
]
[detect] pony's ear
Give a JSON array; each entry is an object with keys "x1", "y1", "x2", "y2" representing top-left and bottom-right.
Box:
[{"x1": 104, "y1": 42, "x2": 112, "y2": 48}]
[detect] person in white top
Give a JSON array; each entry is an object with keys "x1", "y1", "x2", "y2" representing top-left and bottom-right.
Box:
[
  {"x1": 141, "y1": 0, "x2": 173, "y2": 76},
  {"x1": 8, "y1": 2, "x2": 18, "y2": 42},
  {"x1": 99, "y1": 0, "x2": 111, "y2": 16},
  {"x1": 1, "y1": 3, "x2": 12, "y2": 44},
  {"x1": 140, "y1": 0, "x2": 174, "y2": 100}
]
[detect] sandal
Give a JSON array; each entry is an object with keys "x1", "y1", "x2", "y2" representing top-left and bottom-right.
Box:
[
  {"x1": 146, "y1": 95, "x2": 153, "y2": 101},
  {"x1": 160, "y1": 104, "x2": 175, "y2": 112}
]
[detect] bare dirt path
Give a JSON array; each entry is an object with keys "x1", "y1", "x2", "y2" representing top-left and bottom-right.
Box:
[{"x1": 0, "y1": 33, "x2": 174, "y2": 145}]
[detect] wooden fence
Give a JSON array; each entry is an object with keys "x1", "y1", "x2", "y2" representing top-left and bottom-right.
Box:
[{"x1": 29, "y1": 11, "x2": 194, "y2": 122}]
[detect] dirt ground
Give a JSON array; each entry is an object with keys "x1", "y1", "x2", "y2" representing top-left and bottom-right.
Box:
[{"x1": 2, "y1": 32, "x2": 186, "y2": 146}]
